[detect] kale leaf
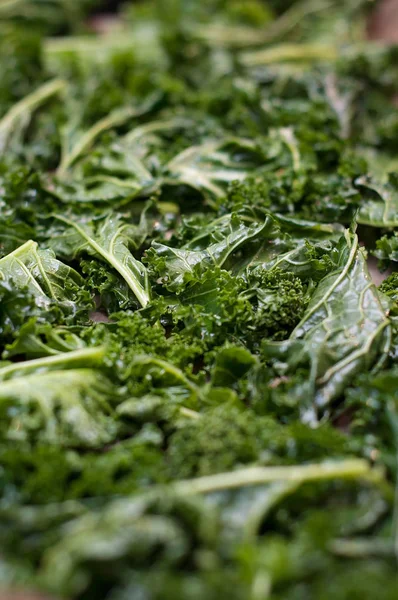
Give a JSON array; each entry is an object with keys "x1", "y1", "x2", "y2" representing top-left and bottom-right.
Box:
[{"x1": 1, "y1": 1, "x2": 398, "y2": 598}]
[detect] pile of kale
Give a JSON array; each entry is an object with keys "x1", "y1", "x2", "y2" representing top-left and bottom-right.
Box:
[{"x1": 1, "y1": 1, "x2": 398, "y2": 598}]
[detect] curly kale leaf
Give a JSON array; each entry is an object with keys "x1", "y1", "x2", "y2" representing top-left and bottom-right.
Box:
[
  {"x1": 0, "y1": 346, "x2": 119, "y2": 447},
  {"x1": 356, "y1": 174, "x2": 398, "y2": 228},
  {"x1": 374, "y1": 232, "x2": 398, "y2": 270},
  {"x1": 2, "y1": 459, "x2": 382, "y2": 599},
  {"x1": 0, "y1": 78, "x2": 65, "y2": 156},
  {"x1": 379, "y1": 273, "x2": 398, "y2": 303},
  {"x1": 1, "y1": 2, "x2": 398, "y2": 598},
  {"x1": 146, "y1": 213, "x2": 276, "y2": 292},
  {"x1": 167, "y1": 405, "x2": 349, "y2": 479},
  {"x1": 50, "y1": 214, "x2": 151, "y2": 307},
  {"x1": 247, "y1": 267, "x2": 308, "y2": 339},
  {"x1": 294, "y1": 232, "x2": 391, "y2": 410},
  {"x1": 3, "y1": 320, "x2": 85, "y2": 360},
  {"x1": 264, "y1": 231, "x2": 391, "y2": 421},
  {"x1": 0, "y1": 240, "x2": 93, "y2": 322},
  {"x1": 0, "y1": 435, "x2": 166, "y2": 505},
  {"x1": 165, "y1": 137, "x2": 267, "y2": 199}
]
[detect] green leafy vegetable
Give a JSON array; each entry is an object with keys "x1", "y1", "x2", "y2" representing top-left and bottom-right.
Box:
[
  {"x1": 0, "y1": 78, "x2": 65, "y2": 155},
  {"x1": 1, "y1": 1, "x2": 398, "y2": 599},
  {"x1": 357, "y1": 174, "x2": 398, "y2": 228},
  {"x1": 284, "y1": 231, "x2": 391, "y2": 419},
  {"x1": 0, "y1": 368, "x2": 116, "y2": 447},
  {"x1": 50, "y1": 214, "x2": 151, "y2": 307}
]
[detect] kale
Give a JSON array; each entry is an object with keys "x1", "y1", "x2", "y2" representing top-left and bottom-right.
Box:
[
  {"x1": 379, "y1": 272, "x2": 398, "y2": 302},
  {"x1": 1, "y1": 1, "x2": 398, "y2": 598}
]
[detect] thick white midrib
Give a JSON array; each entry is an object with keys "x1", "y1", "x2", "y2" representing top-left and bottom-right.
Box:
[
  {"x1": 174, "y1": 459, "x2": 373, "y2": 496},
  {"x1": 383, "y1": 193, "x2": 392, "y2": 224},
  {"x1": 97, "y1": 235, "x2": 149, "y2": 308},
  {"x1": 58, "y1": 107, "x2": 135, "y2": 174},
  {"x1": 280, "y1": 127, "x2": 300, "y2": 172},
  {"x1": 32, "y1": 246, "x2": 57, "y2": 299},
  {"x1": 125, "y1": 117, "x2": 188, "y2": 143},
  {"x1": 0, "y1": 346, "x2": 104, "y2": 379},
  {"x1": 16, "y1": 257, "x2": 45, "y2": 295},
  {"x1": 56, "y1": 217, "x2": 149, "y2": 307},
  {"x1": 0, "y1": 79, "x2": 65, "y2": 137},
  {"x1": 0, "y1": 239, "x2": 35, "y2": 261}
]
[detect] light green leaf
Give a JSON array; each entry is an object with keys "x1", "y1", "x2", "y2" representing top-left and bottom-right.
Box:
[
  {"x1": 291, "y1": 231, "x2": 391, "y2": 415},
  {"x1": 150, "y1": 214, "x2": 273, "y2": 291},
  {"x1": 173, "y1": 458, "x2": 381, "y2": 494},
  {"x1": 0, "y1": 352, "x2": 117, "y2": 447},
  {"x1": 166, "y1": 138, "x2": 262, "y2": 199},
  {"x1": 0, "y1": 239, "x2": 86, "y2": 307},
  {"x1": 0, "y1": 78, "x2": 66, "y2": 155},
  {"x1": 356, "y1": 176, "x2": 398, "y2": 228},
  {"x1": 57, "y1": 92, "x2": 160, "y2": 174},
  {"x1": 0, "y1": 345, "x2": 106, "y2": 380},
  {"x1": 52, "y1": 215, "x2": 151, "y2": 307}
]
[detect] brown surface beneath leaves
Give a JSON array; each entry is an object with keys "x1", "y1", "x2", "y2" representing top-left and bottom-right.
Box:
[{"x1": 368, "y1": 0, "x2": 398, "y2": 42}]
